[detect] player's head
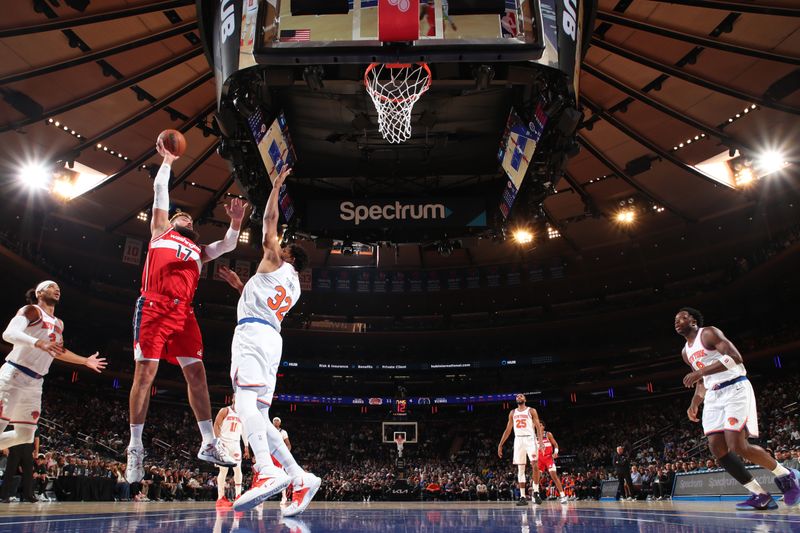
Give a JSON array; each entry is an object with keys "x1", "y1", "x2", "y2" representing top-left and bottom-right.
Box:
[
  {"x1": 27, "y1": 280, "x2": 60, "y2": 306},
  {"x1": 170, "y1": 211, "x2": 199, "y2": 242},
  {"x1": 516, "y1": 393, "x2": 526, "y2": 406},
  {"x1": 272, "y1": 417, "x2": 281, "y2": 428},
  {"x1": 281, "y1": 243, "x2": 309, "y2": 272},
  {"x1": 540, "y1": 419, "x2": 546, "y2": 431},
  {"x1": 675, "y1": 307, "x2": 703, "y2": 336}
]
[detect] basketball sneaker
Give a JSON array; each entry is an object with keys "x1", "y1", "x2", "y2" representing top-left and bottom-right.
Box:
[
  {"x1": 233, "y1": 467, "x2": 291, "y2": 512},
  {"x1": 559, "y1": 495, "x2": 568, "y2": 504},
  {"x1": 125, "y1": 446, "x2": 145, "y2": 484},
  {"x1": 532, "y1": 492, "x2": 542, "y2": 505},
  {"x1": 216, "y1": 496, "x2": 233, "y2": 508},
  {"x1": 197, "y1": 438, "x2": 237, "y2": 467},
  {"x1": 775, "y1": 469, "x2": 800, "y2": 506},
  {"x1": 282, "y1": 472, "x2": 322, "y2": 517},
  {"x1": 281, "y1": 517, "x2": 311, "y2": 533},
  {"x1": 735, "y1": 492, "x2": 778, "y2": 510},
  {"x1": 515, "y1": 496, "x2": 528, "y2": 506}
]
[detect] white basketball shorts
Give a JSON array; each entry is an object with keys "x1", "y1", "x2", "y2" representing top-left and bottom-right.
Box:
[
  {"x1": 0, "y1": 362, "x2": 43, "y2": 426},
  {"x1": 218, "y1": 439, "x2": 242, "y2": 465},
  {"x1": 703, "y1": 378, "x2": 758, "y2": 437},
  {"x1": 513, "y1": 436, "x2": 539, "y2": 465},
  {"x1": 230, "y1": 322, "x2": 282, "y2": 406}
]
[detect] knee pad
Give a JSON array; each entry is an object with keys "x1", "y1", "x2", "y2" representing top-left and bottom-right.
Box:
[{"x1": 518, "y1": 465, "x2": 526, "y2": 483}]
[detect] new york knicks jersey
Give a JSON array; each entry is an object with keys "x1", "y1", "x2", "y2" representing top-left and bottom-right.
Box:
[
  {"x1": 512, "y1": 407, "x2": 534, "y2": 437},
  {"x1": 6, "y1": 305, "x2": 63, "y2": 376},
  {"x1": 141, "y1": 229, "x2": 202, "y2": 300},
  {"x1": 237, "y1": 262, "x2": 300, "y2": 333},
  {"x1": 219, "y1": 405, "x2": 244, "y2": 446},
  {"x1": 685, "y1": 327, "x2": 746, "y2": 388}
]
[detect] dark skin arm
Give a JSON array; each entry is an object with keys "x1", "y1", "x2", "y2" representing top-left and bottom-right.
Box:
[
  {"x1": 497, "y1": 410, "x2": 514, "y2": 458},
  {"x1": 257, "y1": 164, "x2": 290, "y2": 274},
  {"x1": 682, "y1": 327, "x2": 743, "y2": 388},
  {"x1": 547, "y1": 431, "x2": 560, "y2": 458},
  {"x1": 682, "y1": 348, "x2": 707, "y2": 422}
]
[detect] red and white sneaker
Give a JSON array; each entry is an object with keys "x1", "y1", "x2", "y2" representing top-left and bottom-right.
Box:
[
  {"x1": 215, "y1": 496, "x2": 233, "y2": 508},
  {"x1": 281, "y1": 473, "x2": 321, "y2": 517},
  {"x1": 233, "y1": 468, "x2": 291, "y2": 512}
]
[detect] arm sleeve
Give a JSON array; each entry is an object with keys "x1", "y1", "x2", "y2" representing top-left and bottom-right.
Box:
[
  {"x1": 203, "y1": 227, "x2": 240, "y2": 260},
  {"x1": 2, "y1": 315, "x2": 38, "y2": 347},
  {"x1": 153, "y1": 163, "x2": 171, "y2": 211}
]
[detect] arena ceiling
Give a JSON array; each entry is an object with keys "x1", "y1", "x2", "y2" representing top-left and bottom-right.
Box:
[{"x1": 0, "y1": 0, "x2": 798, "y2": 264}]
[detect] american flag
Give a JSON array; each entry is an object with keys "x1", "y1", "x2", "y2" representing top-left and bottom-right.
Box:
[{"x1": 280, "y1": 29, "x2": 311, "y2": 42}]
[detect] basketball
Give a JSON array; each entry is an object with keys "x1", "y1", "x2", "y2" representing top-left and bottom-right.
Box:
[{"x1": 157, "y1": 129, "x2": 187, "y2": 158}]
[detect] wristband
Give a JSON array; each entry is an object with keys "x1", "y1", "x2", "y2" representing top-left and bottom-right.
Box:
[{"x1": 554, "y1": 448, "x2": 559, "y2": 455}]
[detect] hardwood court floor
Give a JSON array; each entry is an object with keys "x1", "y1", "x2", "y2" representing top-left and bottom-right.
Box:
[{"x1": 0, "y1": 499, "x2": 797, "y2": 532}]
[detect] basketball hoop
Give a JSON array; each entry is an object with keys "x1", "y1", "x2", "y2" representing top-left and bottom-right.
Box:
[
  {"x1": 394, "y1": 433, "x2": 406, "y2": 457},
  {"x1": 364, "y1": 63, "x2": 431, "y2": 144}
]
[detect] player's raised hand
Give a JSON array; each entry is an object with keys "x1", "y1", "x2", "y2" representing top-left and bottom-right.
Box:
[
  {"x1": 274, "y1": 163, "x2": 291, "y2": 188},
  {"x1": 85, "y1": 352, "x2": 107, "y2": 373},
  {"x1": 156, "y1": 137, "x2": 178, "y2": 165},
  {"x1": 218, "y1": 266, "x2": 244, "y2": 294},
  {"x1": 35, "y1": 339, "x2": 65, "y2": 357},
  {"x1": 686, "y1": 404, "x2": 700, "y2": 423},
  {"x1": 224, "y1": 198, "x2": 248, "y2": 225}
]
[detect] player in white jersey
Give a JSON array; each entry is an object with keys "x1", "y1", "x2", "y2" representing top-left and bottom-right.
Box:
[
  {"x1": 214, "y1": 399, "x2": 250, "y2": 508},
  {"x1": 227, "y1": 165, "x2": 320, "y2": 516},
  {"x1": 677, "y1": 307, "x2": 800, "y2": 510},
  {"x1": 498, "y1": 393, "x2": 543, "y2": 506},
  {"x1": 0, "y1": 281, "x2": 106, "y2": 449}
]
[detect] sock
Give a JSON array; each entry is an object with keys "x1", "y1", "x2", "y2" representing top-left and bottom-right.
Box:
[
  {"x1": 259, "y1": 404, "x2": 305, "y2": 479},
  {"x1": 772, "y1": 464, "x2": 790, "y2": 477},
  {"x1": 235, "y1": 484, "x2": 242, "y2": 497},
  {"x1": 533, "y1": 483, "x2": 539, "y2": 491},
  {"x1": 717, "y1": 453, "x2": 755, "y2": 486},
  {"x1": 560, "y1": 491, "x2": 565, "y2": 497},
  {"x1": 744, "y1": 479, "x2": 767, "y2": 495},
  {"x1": 129, "y1": 424, "x2": 144, "y2": 448},
  {"x1": 235, "y1": 389, "x2": 273, "y2": 468},
  {"x1": 198, "y1": 419, "x2": 215, "y2": 445}
]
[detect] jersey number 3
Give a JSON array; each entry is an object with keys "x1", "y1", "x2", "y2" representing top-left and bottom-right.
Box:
[{"x1": 267, "y1": 286, "x2": 292, "y2": 322}]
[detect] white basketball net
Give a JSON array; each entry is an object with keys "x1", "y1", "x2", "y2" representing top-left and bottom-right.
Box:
[{"x1": 365, "y1": 63, "x2": 431, "y2": 144}]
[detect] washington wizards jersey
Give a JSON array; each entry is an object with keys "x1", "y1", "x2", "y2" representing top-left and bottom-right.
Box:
[{"x1": 141, "y1": 229, "x2": 202, "y2": 301}]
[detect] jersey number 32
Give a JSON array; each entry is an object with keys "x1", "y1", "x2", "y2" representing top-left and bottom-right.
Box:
[{"x1": 267, "y1": 286, "x2": 292, "y2": 322}]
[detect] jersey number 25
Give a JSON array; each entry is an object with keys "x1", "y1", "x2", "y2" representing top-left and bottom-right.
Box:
[{"x1": 267, "y1": 286, "x2": 292, "y2": 322}]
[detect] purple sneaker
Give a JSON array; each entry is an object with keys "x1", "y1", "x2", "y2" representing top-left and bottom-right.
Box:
[
  {"x1": 735, "y1": 492, "x2": 778, "y2": 510},
  {"x1": 775, "y1": 469, "x2": 800, "y2": 506}
]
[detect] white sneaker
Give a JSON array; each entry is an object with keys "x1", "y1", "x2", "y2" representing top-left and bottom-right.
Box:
[
  {"x1": 126, "y1": 446, "x2": 145, "y2": 483},
  {"x1": 559, "y1": 496, "x2": 568, "y2": 504},
  {"x1": 197, "y1": 439, "x2": 237, "y2": 467},
  {"x1": 233, "y1": 468, "x2": 291, "y2": 512},
  {"x1": 281, "y1": 517, "x2": 311, "y2": 533},
  {"x1": 282, "y1": 473, "x2": 321, "y2": 517}
]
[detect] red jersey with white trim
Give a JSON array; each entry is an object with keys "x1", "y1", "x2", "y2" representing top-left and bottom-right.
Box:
[
  {"x1": 141, "y1": 229, "x2": 203, "y2": 301},
  {"x1": 540, "y1": 433, "x2": 553, "y2": 458}
]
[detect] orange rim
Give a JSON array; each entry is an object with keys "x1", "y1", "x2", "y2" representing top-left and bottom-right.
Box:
[{"x1": 364, "y1": 63, "x2": 432, "y2": 104}]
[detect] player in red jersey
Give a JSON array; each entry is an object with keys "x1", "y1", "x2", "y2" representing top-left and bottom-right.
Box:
[
  {"x1": 538, "y1": 420, "x2": 568, "y2": 504},
  {"x1": 126, "y1": 138, "x2": 247, "y2": 483}
]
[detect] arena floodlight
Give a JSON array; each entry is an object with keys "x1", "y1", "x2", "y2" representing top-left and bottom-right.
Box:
[
  {"x1": 757, "y1": 150, "x2": 787, "y2": 174},
  {"x1": 18, "y1": 162, "x2": 51, "y2": 190},
  {"x1": 513, "y1": 228, "x2": 534, "y2": 244},
  {"x1": 615, "y1": 209, "x2": 635, "y2": 225}
]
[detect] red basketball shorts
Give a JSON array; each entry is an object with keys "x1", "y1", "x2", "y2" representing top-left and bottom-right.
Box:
[
  {"x1": 538, "y1": 453, "x2": 555, "y2": 472},
  {"x1": 133, "y1": 293, "x2": 203, "y2": 367}
]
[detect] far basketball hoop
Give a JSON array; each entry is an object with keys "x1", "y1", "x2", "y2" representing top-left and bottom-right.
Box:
[{"x1": 364, "y1": 63, "x2": 431, "y2": 144}]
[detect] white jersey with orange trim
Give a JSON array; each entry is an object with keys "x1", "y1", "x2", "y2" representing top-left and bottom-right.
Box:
[
  {"x1": 685, "y1": 327, "x2": 746, "y2": 388},
  {"x1": 218, "y1": 405, "x2": 244, "y2": 446},
  {"x1": 512, "y1": 407, "x2": 535, "y2": 437},
  {"x1": 6, "y1": 305, "x2": 62, "y2": 376},
  {"x1": 279, "y1": 428, "x2": 289, "y2": 441},
  {"x1": 236, "y1": 262, "x2": 300, "y2": 333}
]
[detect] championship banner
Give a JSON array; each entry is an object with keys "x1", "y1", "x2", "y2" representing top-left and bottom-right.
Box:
[
  {"x1": 315, "y1": 269, "x2": 332, "y2": 291},
  {"x1": 307, "y1": 197, "x2": 487, "y2": 230},
  {"x1": 487, "y1": 266, "x2": 501, "y2": 288},
  {"x1": 425, "y1": 270, "x2": 441, "y2": 292},
  {"x1": 234, "y1": 260, "x2": 251, "y2": 284},
  {"x1": 373, "y1": 271, "x2": 389, "y2": 293},
  {"x1": 356, "y1": 270, "x2": 372, "y2": 293},
  {"x1": 466, "y1": 268, "x2": 481, "y2": 289},
  {"x1": 408, "y1": 271, "x2": 423, "y2": 292},
  {"x1": 335, "y1": 270, "x2": 352, "y2": 292},
  {"x1": 299, "y1": 269, "x2": 312, "y2": 291},
  {"x1": 122, "y1": 237, "x2": 142, "y2": 265},
  {"x1": 213, "y1": 258, "x2": 230, "y2": 281},
  {"x1": 446, "y1": 270, "x2": 462, "y2": 291},
  {"x1": 390, "y1": 271, "x2": 406, "y2": 293}
]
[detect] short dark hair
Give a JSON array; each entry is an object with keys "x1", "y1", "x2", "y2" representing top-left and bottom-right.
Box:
[
  {"x1": 25, "y1": 288, "x2": 37, "y2": 304},
  {"x1": 287, "y1": 243, "x2": 309, "y2": 272},
  {"x1": 679, "y1": 307, "x2": 704, "y2": 327}
]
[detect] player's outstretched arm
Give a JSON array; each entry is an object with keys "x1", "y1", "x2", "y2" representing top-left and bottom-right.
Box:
[
  {"x1": 2, "y1": 307, "x2": 65, "y2": 357},
  {"x1": 498, "y1": 411, "x2": 513, "y2": 458},
  {"x1": 261, "y1": 165, "x2": 290, "y2": 267},
  {"x1": 201, "y1": 198, "x2": 247, "y2": 263},
  {"x1": 218, "y1": 266, "x2": 244, "y2": 294},
  {"x1": 55, "y1": 350, "x2": 107, "y2": 373},
  {"x1": 151, "y1": 140, "x2": 178, "y2": 237}
]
